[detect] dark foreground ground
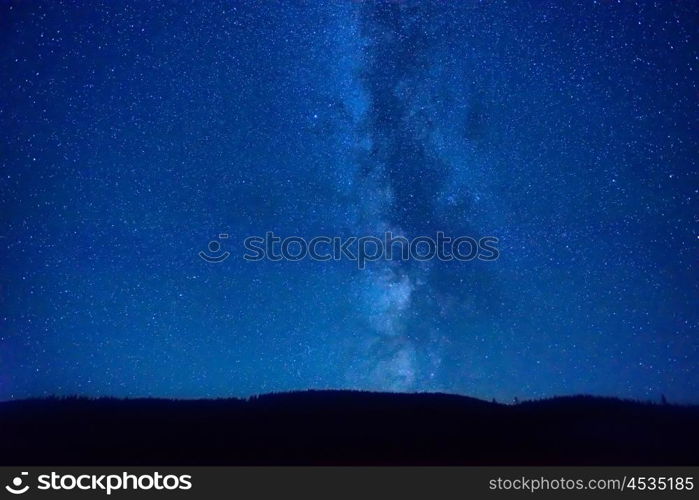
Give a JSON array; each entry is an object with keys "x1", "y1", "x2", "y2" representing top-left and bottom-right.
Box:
[{"x1": 2, "y1": 390, "x2": 698, "y2": 465}]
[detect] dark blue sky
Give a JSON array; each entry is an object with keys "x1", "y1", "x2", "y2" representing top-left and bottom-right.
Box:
[{"x1": 1, "y1": 0, "x2": 697, "y2": 402}]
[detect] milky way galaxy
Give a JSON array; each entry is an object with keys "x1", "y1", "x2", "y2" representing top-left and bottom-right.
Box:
[{"x1": 1, "y1": 1, "x2": 697, "y2": 403}]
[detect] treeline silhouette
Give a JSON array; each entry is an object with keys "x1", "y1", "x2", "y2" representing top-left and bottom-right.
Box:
[{"x1": 1, "y1": 390, "x2": 697, "y2": 465}]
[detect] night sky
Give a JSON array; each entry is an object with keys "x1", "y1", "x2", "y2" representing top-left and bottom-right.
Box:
[{"x1": 1, "y1": 0, "x2": 697, "y2": 403}]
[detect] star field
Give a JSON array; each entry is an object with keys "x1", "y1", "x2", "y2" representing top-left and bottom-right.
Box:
[{"x1": 1, "y1": 0, "x2": 697, "y2": 402}]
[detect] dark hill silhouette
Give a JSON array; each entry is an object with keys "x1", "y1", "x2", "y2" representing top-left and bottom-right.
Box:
[{"x1": 1, "y1": 390, "x2": 697, "y2": 465}]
